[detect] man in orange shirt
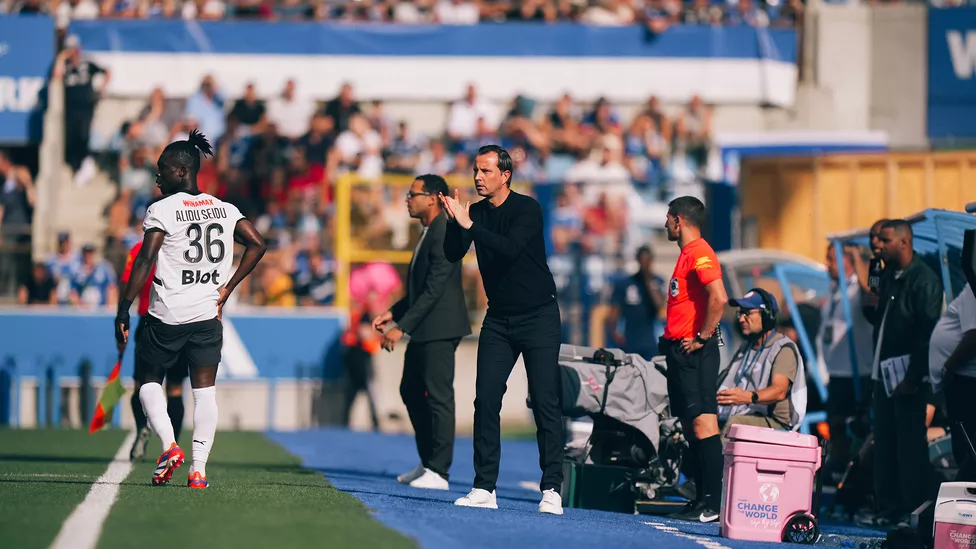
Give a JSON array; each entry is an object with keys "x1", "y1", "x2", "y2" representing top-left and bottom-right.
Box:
[
  {"x1": 661, "y1": 196, "x2": 729, "y2": 523},
  {"x1": 122, "y1": 240, "x2": 188, "y2": 461}
]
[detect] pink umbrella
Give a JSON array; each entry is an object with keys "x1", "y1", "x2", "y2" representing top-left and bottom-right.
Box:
[{"x1": 349, "y1": 262, "x2": 402, "y2": 306}]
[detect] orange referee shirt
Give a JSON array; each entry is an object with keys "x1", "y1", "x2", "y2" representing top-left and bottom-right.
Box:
[
  {"x1": 122, "y1": 242, "x2": 155, "y2": 317},
  {"x1": 663, "y1": 238, "x2": 722, "y2": 340}
]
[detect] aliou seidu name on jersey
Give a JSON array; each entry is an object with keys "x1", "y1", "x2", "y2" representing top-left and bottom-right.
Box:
[{"x1": 144, "y1": 192, "x2": 243, "y2": 326}]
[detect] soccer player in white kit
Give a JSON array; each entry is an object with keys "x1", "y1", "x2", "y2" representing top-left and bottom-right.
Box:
[{"x1": 115, "y1": 130, "x2": 267, "y2": 488}]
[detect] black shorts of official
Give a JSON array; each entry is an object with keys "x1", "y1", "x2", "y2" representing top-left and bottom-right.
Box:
[
  {"x1": 661, "y1": 336, "x2": 721, "y2": 421},
  {"x1": 135, "y1": 314, "x2": 222, "y2": 383}
]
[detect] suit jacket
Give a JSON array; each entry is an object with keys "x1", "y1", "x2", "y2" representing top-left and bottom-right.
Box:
[{"x1": 391, "y1": 213, "x2": 471, "y2": 343}]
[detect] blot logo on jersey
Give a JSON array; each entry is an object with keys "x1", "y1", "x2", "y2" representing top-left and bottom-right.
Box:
[
  {"x1": 669, "y1": 277, "x2": 679, "y2": 297},
  {"x1": 182, "y1": 269, "x2": 221, "y2": 285}
]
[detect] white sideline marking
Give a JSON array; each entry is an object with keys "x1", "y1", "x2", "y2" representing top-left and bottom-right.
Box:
[
  {"x1": 644, "y1": 522, "x2": 732, "y2": 549},
  {"x1": 1, "y1": 473, "x2": 95, "y2": 479},
  {"x1": 49, "y1": 431, "x2": 137, "y2": 549}
]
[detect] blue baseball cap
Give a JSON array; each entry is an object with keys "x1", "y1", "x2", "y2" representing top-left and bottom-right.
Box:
[{"x1": 729, "y1": 288, "x2": 779, "y2": 316}]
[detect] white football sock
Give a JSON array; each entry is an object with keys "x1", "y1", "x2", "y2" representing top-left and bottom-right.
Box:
[
  {"x1": 139, "y1": 383, "x2": 175, "y2": 452},
  {"x1": 192, "y1": 386, "x2": 218, "y2": 478}
]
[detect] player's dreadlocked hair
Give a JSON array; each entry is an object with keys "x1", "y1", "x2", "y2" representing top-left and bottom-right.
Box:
[{"x1": 160, "y1": 129, "x2": 214, "y2": 175}]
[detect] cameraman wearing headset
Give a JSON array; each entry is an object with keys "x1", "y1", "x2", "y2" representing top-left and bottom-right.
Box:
[{"x1": 716, "y1": 288, "x2": 807, "y2": 440}]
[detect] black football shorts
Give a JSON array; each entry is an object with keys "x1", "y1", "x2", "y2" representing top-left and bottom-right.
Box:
[
  {"x1": 135, "y1": 314, "x2": 222, "y2": 383},
  {"x1": 662, "y1": 336, "x2": 721, "y2": 421}
]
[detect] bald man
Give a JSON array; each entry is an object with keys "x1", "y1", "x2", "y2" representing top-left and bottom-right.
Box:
[{"x1": 865, "y1": 219, "x2": 944, "y2": 527}]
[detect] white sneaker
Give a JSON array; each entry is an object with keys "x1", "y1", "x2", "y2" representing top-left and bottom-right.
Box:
[
  {"x1": 408, "y1": 468, "x2": 449, "y2": 490},
  {"x1": 73, "y1": 157, "x2": 97, "y2": 187},
  {"x1": 538, "y1": 489, "x2": 563, "y2": 515},
  {"x1": 454, "y1": 488, "x2": 498, "y2": 509},
  {"x1": 397, "y1": 463, "x2": 425, "y2": 485}
]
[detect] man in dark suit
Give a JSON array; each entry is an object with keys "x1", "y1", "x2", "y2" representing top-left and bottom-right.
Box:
[{"x1": 373, "y1": 174, "x2": 470, "y2": 490}]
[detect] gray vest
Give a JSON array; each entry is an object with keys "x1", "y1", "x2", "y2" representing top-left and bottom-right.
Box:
[{"x1": 717, "y1": 334, "x2": 807, "y2": 430}]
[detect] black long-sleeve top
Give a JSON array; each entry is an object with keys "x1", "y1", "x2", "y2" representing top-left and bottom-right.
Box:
[{"x1": 444, "y1": 190, "x2": 557, "y2": 316}]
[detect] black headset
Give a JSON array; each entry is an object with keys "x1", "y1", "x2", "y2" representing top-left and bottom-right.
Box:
[{"x1": 747, "y1": 287, "x2": 778, "y2": 333}]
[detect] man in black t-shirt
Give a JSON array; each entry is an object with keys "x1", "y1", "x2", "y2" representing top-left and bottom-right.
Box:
[
  {"x1": 18, "y1": 263, "x2": 55, "y2": 305},
  {"x1": 322, "y1": 83, "x2": 360, "y2": 134},
  {"x1": 0, "y1": 150, "x2": 34, "y2": 296},
  {"x1": 296, "y1": 113, "x2": 334, "y2": 166},
  {"x1": 57, "y1": 35, "x2": 110, "y2": 183},
  {"x1": 441, "y1": 144, "x2": 565, "y2": 516},
  {"x1": 229, "y1": 83, "x2": 266, "y2": 129}
]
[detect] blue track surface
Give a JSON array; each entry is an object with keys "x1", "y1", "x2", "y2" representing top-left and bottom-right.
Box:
[{"x1": 270, "y1": 429, "x2": 884, "y2": 549}]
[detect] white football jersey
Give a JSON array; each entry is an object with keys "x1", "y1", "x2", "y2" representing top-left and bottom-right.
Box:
[{"x1": 143, "y1": 192, "x2": 244, "y2": 325}]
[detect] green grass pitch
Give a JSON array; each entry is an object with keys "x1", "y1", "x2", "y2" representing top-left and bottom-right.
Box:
[{"x1": 0, "y1": 429, "x2": 416, "y2": 549}]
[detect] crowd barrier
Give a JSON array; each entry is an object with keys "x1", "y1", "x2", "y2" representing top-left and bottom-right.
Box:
[
  {"x1": 0, "y1": 306, "x2": 546, "y2": 433},
  {"x1": 0, "y1": 307, "x2": 347, "y2": 429}
]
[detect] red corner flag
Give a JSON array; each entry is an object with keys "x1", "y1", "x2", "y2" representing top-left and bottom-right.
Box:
[{"x1": 89, "y1": 347, "x2": 127, "y2": 434}]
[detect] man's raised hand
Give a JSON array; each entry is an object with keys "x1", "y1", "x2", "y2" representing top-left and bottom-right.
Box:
[{"x1": 438, "y1": 193, "x2": 457, "y2": 221}]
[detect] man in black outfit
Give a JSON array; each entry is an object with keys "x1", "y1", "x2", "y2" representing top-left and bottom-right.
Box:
[
  {"x1": 373, "y1": 174, "x2": 470, "y2": 491},
  {"x1": 867, "y1": 219, "x2": 943, "y2": 526},
  {"x1": 56, "y1": 35, "x2": 110, "y2": 184},
  {"x1": 440, "y1": 145, "x2": 565, "y2": 515}
]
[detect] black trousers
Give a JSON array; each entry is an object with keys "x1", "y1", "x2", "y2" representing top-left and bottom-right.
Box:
[
  {"x1": 825, "y1": 376, "x2": 872, "y2": 473},
  {"x1": 65, "y1": 108, "x2": 93, "y2": 172},
  {"x1": 473, "y1": 300, "x2": 564, "y2": 493},
  {"x1": 343, "y1": 347, "x2": 379, "y2": 430},
  {"x1": 947, "y1": 375, "x2": 976, "y2": 481},
  {"x1": 400, "y1": 338, "x2": 461, "y2": 479},
  {"x1": 872, "y1": 379, "x2": 930, "y2": 517}
]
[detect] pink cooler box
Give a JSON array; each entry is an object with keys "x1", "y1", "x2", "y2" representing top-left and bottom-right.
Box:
[
  {"x1": 933, "y1": 482, "x2": 976, "y2": 549},
  {"x1": 720, "y1": 425, "x2": 822, "y2": 544}
]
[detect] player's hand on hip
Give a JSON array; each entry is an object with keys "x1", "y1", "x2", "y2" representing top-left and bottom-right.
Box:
[
  {"x1": 679, "y1": 338, "x2": 703, "y2": 354},
  {"x1": 372, "y1": 310, "x2": 393, "y2": 332},
  {"x1": 216, "y1": 286, "x2": 231, "y2": 320}
]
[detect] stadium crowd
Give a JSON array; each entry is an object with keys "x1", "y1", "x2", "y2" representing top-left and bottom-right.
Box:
[
  {"x1": 11, "y1": 75, "x2": 714, "y2": 332},
  {"x1": 2, "y1": 0, "x2": 805, "y2": 28}
]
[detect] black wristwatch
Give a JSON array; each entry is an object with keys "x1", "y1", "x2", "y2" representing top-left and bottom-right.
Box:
[
  {"x1": 695, "y1": 332, "x2": 709, "y2": 345},
  {"x1": 751, "y1": 391, "x2": 759, "y2": 404}
]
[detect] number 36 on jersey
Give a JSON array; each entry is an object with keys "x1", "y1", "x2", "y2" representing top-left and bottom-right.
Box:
[{"x1": 144, "y1": 193, "x2": 244, "y2": 325}]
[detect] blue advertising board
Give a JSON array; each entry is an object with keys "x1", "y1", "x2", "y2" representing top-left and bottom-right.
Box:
[
  {"x1": 928, "y1": 8, "x2": 976, "y2": 140},
  {"x1": 67, "y1": 20, "x2": 798, "y2": 107},
  {"x1": 0, "y1": 15, "x2": 55, "y2": 144},
  {"x1": 0, "y1": 308, "x2": 347, "y2": 380}
]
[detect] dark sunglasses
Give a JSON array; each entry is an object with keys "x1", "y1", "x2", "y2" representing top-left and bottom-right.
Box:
[{"x1": 406, "y1": 191, "x2": 432, "y2": 199}]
